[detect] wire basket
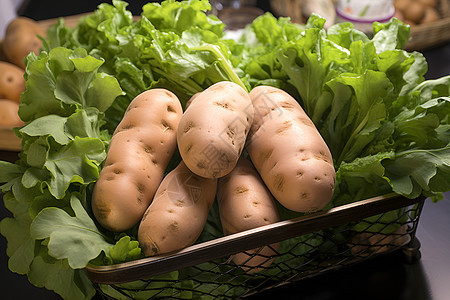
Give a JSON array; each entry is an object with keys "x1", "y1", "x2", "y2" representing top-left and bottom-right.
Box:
[{"x1": 85, "y1": 193, "x2": 425, "y2": 299}]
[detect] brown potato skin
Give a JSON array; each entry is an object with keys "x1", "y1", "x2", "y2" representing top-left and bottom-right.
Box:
[
  {"x1": 0, "y1": 61, "x2": 25, "y2": 103},
  {"x1": 0, "y1": 99, "x2": 24, "y2": 126},
  {"x1": 0, "y1": 40, "x2": 9, "y2": 62},
  {"x1": 217, "y1": 157, "x2": 280, "y2": 273},
  {"x1": 92, "y1": 89, "x2": 183, "y2": 232},
  {"x1": 138, "y1": 161, "x2": 217, "y2": 256},
  {"x1": 184, "y1": 92, "x2": 200, "y2": 110},
  {"x1": 177, "y1": 81, "x2": 253, "y2": 179},
  {"x1": 247, "y1": 86, "x2": 335, "y2": 213},
  {"x1": 3, "y1": 17, "x2": 44, "y2": 69}
]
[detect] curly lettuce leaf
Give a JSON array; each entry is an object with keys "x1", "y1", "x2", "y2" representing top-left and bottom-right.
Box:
[
  {"x1": 30, "y1": 194, "x2": 113, "y2": 269},
  {"x1": 28, "y1": 249, "x2": 96, "y2": 300},
  {"x1": 0, "y1": 193, "x2": 35, "y2": 275},
  {"x1": 20, "y1": 47, "x2": 123, "y2": 124},
  {"x1": 383, "y1": 146, "x2": 450, "y2": 200}
]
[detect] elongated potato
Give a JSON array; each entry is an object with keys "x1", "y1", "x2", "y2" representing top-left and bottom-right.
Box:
[
  {"x1": 247, "y1": 86, "x2": 335, "y2": 213},
  {"x1": 138, "y1": 161, "x2": 217, "y2": 256},
  {"x1": 217, "y1": 157, "x2": 280, "y2": 273},
  {"x1": 3, "y1": 17, "x2": 44, "y2": 69},
  {"x1": 92, "y1": 89, "x2": 183, "y2": 232},
  {"x1": 177, "y1": 81, "x2": 253, "y2": 179},
  {"x1": 0, "y1": 61, "x2": 25, "y2": 103},
  {"x1": 0, "y1": 99, "x2": 24, "y2": 126}
]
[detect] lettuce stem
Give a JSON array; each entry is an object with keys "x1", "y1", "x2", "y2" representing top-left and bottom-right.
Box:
[
  {"x1": 190, "y1": 44, "x2": 248, "y2": 92},
  {"x1": 152, "y1": 67, "x2": 202, "y2": 94},
  {"x1": 336, "y1": 108, "x2": 371, "y2": 166}
]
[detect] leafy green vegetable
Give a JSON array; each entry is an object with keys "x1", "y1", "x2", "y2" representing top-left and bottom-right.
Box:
[
  {"x1": 0, "y1": 1, "x2": 449, "y2": 299},
  {"x1": 30, "y1": 194, "x2": 113, "y2": 269},
  {"x1": 0, "y1": 46, "x2": 127, "y2": 299}
]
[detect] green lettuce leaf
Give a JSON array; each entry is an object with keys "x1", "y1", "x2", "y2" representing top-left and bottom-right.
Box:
[
  {"x1": 28, "y1": 251, "x2": 96, "y2": 300},
  {"x1": 0, "y1": 192, "x2": 35, "y2": 275},
  {"x1": 30, "y1": 194, "x2": 113, "y2": 269}
]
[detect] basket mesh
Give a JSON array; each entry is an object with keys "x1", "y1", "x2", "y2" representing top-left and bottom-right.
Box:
[{"x1": 93, "y1": 201, "x2": 423, "y2": 299}]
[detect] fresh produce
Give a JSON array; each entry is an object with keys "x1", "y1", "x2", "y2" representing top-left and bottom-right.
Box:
[
  {"x1": 217, "y1": 157, "x2": 280, "y2": 272},
  {"x1": 0, "y1": 1, "x2": 448, "y2": 299},
  {"x1": 0, "y1": 40, "x2": 8, "y2": 61},
  {"x1": 347, "y1": 225, "x2": 410, "y2": 257},
  {"x1": 92, "y1": 88, "x2": 183, "y2": 232},
  {"x1": 0, "y1": 99, "x2": 23, "y2": 126},
  {"x1": 184, "y1": 92, "x2": 201, "y2": 109},
  {"x1": 247, "y1": 85, "x2": 335, "y2": 212},
  {"x1": 0, "y1": 61, "x2": 25, "y2": 103},
  {"x1": 138, "y1": 161, "x2": 217, "y2": 256},
  {"x1": 2, "y1": 17, "x2": 44, "y2": 69},
  {"x1": 177, "y1": 81, "x2": 254, "y2": 178},
  {"x1": 394, "y1": 0, "x2": 440, "y2": 25}
]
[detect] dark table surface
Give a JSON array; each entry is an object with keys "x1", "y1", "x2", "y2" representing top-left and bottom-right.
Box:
[{"x1": 0, "y1": 7, "x2": 449, "y2": 299}]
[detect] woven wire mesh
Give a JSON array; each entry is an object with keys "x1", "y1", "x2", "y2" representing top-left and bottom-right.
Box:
[{"x1": 94, "y1": 201, "x2": 424, "y2": 299}]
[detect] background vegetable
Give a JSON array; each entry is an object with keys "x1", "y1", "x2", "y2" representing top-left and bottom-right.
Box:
[
  {"x1": 0, "y1": 61, "x2": 25, "y2": 103},
  {"x1": 247, "y1": 85, "x2": 336, "y2": 212},
  {"x1": 138, "y1": 161, "x2": 217, "y2": 256},
  {"x1": 217, "y1": 157, "x2": 280, "y2": 272},
  {"x1": 2, "y1": 17, "x2": 44, "y2": 69},
  {"x1": 177, "y1": 81, "x2": 253, "y2": 179},
  {"x1": 0, "y1": 99, "x2": 23, "y2": 126},
  {"x1": 92, "y1": 88, "x2": 183, "y2": 232}
]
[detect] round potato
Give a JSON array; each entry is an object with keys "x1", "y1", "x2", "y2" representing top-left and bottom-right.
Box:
[
  {"x1": 3, "y1": 17, "x2": 44, "y2": 69},
  {"x1": 0, "y1": 99, "x2": 24, "y2": 126},
  {"x1": 247, "y1": 86, "x2": 335, "y2": 213},
  {"x1": 92, "y1": 89, "x2": 183, "y2": 232},
  {"x1": 0, "y1": 61, "x2": 26, "y2": 103},
  {"x1": 217, "y1": 157, "x2": 280, "y2": 273},
  {"x1": 403, "y1": 1, "x2": 425, "y2": 23},
  {"x1": 138, "y1": 161, "x2": 217, "y2": 256},
  {"x1": 177, "y1": 81, "x2": 253, "y2": 179}
]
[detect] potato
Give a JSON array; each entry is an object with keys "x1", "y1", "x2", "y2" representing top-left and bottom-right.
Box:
[
  {"x1": 0, "y1": 99, "x2": 24, "y2": 126},
  {"x1": 184, "y1": 92, "x2": 200, "y2": 110},
  {"x1": 138, "y1": 161, "x2": 217, "y2": 256},
  {"x1": 403, "y1": 1, "x2": 425, "y2": 23},
  {"x1": 0, "y1": 61, "x2": 26, "y2": 103},
  {"x1": 3, "y1": 17, "x2": 44, "y2": 69},
  {"x1": 393, "y1": 10, "x2": 405, "y2": 22},
  {"x1": 0, "y1": 40, "x2": 8, "y2": 62},
  {"x1": 92, "y1": 89, "x2": 183, "y2": 232},
  {"x1": 348, "y1": 225, "x2": 410, "y2": 257},
  {"x1": 177, "y1": 81, "x2": 253, "y2": 179},
  {"x1": 418, "y1": 0, "x2": 437, "y2": 7},
  {"x1": 394, "y1": 0, "x2": 412, "y2": 12},
  {"x1": 246, "y1": 86, "x2": 335, "y2": 213},
  {"x1": 421, "y1": 6, "x2": 440, "y2": 24},
  {"x1": 217, "y1": 157, "x2": 280, "y2": 273}
]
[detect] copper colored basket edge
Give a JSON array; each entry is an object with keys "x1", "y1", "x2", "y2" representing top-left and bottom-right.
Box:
[{"x1": 85, "y1": 193, "x2": 425, "y2": 285}]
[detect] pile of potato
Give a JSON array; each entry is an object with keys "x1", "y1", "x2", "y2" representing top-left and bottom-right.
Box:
[
  {"x1": 0, "y1": 17, "x2": 44, "y2": 127},
  {"x1": 394, "y1": 0, "x2": 441, "y2": 26},
  {"x1": 91, "y1": 81, "x2": 336, "y2": 272}
]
